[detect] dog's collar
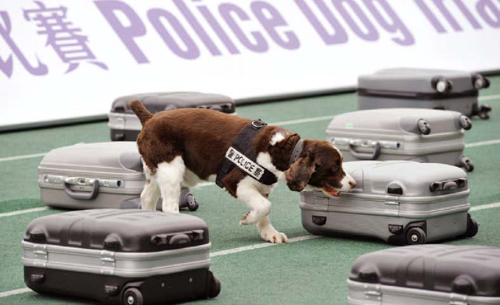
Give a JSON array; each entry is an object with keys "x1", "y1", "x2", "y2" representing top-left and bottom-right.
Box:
[{"x1": 289, "y1": 139, "x2": 304, "y2": 166}]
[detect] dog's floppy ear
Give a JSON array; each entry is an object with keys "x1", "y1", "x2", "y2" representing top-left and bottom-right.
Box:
[{"x1": 285, "y1": 147, "x2": 315, "y2": 192}]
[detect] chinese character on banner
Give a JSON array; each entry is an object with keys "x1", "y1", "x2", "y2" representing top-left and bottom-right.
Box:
[
  {"x1": 0, "y1": 11, "x2": 48, "y2": 78},
  {"x1": 254, "y1": 168, "x2": 262, "y2": 177},
  {"x1": 24, "y1": 1, "x2": 108, "y2": 73}
]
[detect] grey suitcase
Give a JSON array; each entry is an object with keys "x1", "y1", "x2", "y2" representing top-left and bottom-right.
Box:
[
  {"x1": 300, "y1": 161, "x2": 479, "y2": 245},
  {"x1": 22, "y1": 209, "x2": 221, "y2": 304},
  {"x1": 326, "y1": 108, "x2": 475, "y2": 172},
  {"x1": 109, "y1": 92, "x2": 236, "y2": 141},
  {"x1": 358, "y1": 68, "x2": 491, "y2": 119},
  {"x1": 38, "y1": 142, "x2": 199, "y2": 211},
  {"x1": 348, "y1": 245, "x2": 500, "y2": 305}
]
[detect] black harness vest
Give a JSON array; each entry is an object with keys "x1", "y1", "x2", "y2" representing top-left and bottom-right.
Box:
[{"x1": 216, "y1": 120, "x2": 278, "y2": 188}]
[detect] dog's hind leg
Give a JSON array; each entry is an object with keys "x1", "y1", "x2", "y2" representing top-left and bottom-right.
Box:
[
  {"x1": 156, "y1": 156, "x2": 185, "y2": 213},
  {"x1": 141, "y1": 164, "x2": 160, "y2": 211},
  {"x1": 141, "y1": 178, "x2": 160, "y2": 211}
]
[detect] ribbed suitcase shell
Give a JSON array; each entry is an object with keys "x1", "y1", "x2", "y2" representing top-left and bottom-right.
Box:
[
  {"x1": 22, "y1": 209, "x2": 220, "y2": 304},
  {"x1": 326, "y1": 108, "x2": 474, "y2": 171},
  {"x1": 357, "y1": 68, "x2": 491, "y2": 119},
  {"x1": 300, "y1": 161, "x2": 478, "y2": 245},
  {"x1": 38, "y1": 142, "x2": 198, "y2": 211},
  {"x1": 348, "y1": 245, "x2": 500, "y2": 305},
  {"x1": 108, "y1": 92, "x2": 236, "y2": 141}
]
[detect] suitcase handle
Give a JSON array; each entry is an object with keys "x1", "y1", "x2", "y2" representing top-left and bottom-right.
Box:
[
  {"x1": 64, "y1": 179, "x2": 100, "y2": 200},
  {"x1": 349, "y1": 142, "x2": 381, "y2": 160}
]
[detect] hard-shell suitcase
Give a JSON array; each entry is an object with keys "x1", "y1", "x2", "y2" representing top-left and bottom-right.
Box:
[
  {"x1": 326, "y1": 108, "x2": 475, "y2": 172},
  {"x1": 348, "y1": 245, "x2": 500, "y2": 305},
  {"x1": 109, "y1": 92, "x2": 236, "y2": 141},
  {"x1": 300, "y1": 161, "x2": 479, "y2": 245},
  {"x1": 22, "y1": 209, "x2": 221, "y2": 304},
  {"x1": 357, "y1": 68, "x2": 492, "y2": 119},
  {"x1": 38, "y1": 142, "x2": 199, "y2": 211}
]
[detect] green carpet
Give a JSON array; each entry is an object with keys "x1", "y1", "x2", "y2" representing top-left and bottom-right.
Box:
[{"x1": 1, "y1": 76, "x2": 500, "y2": 304}]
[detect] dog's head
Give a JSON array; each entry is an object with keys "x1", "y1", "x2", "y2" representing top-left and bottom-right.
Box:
[{"x1": 285, "y1": 140, "x2": 355, "y2": 197}]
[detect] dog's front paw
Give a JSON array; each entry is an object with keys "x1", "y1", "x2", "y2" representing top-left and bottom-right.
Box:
[{"x1": 260, "y1": 228, "x2": 288, "y2": 244}]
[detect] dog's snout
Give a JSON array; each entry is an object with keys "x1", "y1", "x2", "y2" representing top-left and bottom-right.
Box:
[{"x1": 340, "y1": 173, "x2": 355, "y2": 192}]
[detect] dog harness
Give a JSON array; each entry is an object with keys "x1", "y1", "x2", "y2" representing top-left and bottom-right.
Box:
[{"x1": 216, "y1": 120, "x2": 278, "y2": 188}]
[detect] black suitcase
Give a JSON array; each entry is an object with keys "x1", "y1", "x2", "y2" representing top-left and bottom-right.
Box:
[
  {"x1": 108, "y1": 92, "x2": 236, "y2": 141},
  {"x1": 22, "y1": 209, "x2": 221, "y2": 304},
  {"x1": 357, "y1": 68, "x2": 492, "y2": 119},
  {"x1": 348, "y1": 245, "x2": 500, "y2": 304}
]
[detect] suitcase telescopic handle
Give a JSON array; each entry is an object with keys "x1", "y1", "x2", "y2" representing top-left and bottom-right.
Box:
[
  {"x1": 64, "y1": 178, "x2": 100, "y2": 200},
  {"x1": 349, "y1": 142, "x2": 381, "y2": 160}
]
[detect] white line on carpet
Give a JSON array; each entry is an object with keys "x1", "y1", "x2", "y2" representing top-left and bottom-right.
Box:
[
  {"x1": 271, "y1": 115, "x2": 336, "y2": 126},
  {"x1": 0, "y1": 288, "x2": 33, "y2": 298},
  {"x1": 0, "y1": 153, "x2": 47, "y2": 163},
  {"x1": 465, "y1": 139, "x2": 500, "y2": 148},
  {"x1": 0, "y1": 207, "x2": 49, "y2": 218},
  {"x1": 470, "y1": 202, "x2": 500, "y2": 212},
  {"x1": 210, "y1": 235, "x2": 320, "y2": 257},
  {"x1": 196, "y1": 182, "x2": 215, "y2": 188},
  {"x1": 479, "y1": 94, "x2": 500, "y2": 102}
]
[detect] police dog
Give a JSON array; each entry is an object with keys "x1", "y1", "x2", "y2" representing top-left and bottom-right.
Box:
[{"x1": 130, "y1": 101, "x2": 355, "y2": 243}]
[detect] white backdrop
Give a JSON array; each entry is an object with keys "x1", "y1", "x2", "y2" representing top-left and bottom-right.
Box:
[{"x1": 1, "y1": 0, "x2": 500, "y2": 130}]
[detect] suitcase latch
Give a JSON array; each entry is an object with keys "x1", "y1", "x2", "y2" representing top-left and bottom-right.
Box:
[
  {"x1": 116, "y1": 117, "x2": 126, "y2": 129},
  {"x1": 33, "y1": 244, "x2": 48, "y2": 267},
  {"x1": 384, "y1": 196, "x2": 399, "y2": 217},
  {"x1": 100, "y1": 251, "x2": 116, "y2": 275},
  {"x1": 450, "y1": 294, "x2": 469, "y2": 305},
  {"x1": 364, "y1": 284, "x2": 382, "y2": 303},
  {"x1": 43, "y1": 175, "x2": 64, "y2": 184},
  {"x1": 384, "y1": 196, "x2": 400, "y2": 206}
]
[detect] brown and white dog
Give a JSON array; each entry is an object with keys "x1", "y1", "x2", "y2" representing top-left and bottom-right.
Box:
[{"x1": 130, "y1": 101, "x2": 355, "y2": 243}]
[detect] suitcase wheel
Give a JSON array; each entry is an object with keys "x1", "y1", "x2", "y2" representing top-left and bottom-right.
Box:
[
  {"x1": 478, "y1": 104, "x2": 492, "y2": 120},
  {"x1": 406, "y1": 227, "x2": 427, "y2": 245},
  {"x1": 459, "y1": 157, "x2": 474, "y2": 172},
  {"x1": 464, "y1": 214, "x2": 479, "y2": 238},
  {"x1": 458, "y1": 115, "x2": 472, "y2": 130},
  {"x1": 432, "y1": 77, "x2": 452, "y2": 93},
  {"x1": 472, "y1": 73, "x2": 490, "y2": 90},
  {"x1": 186, "y1": 193, "x2": 199, "y2": 212},
  {"x1": 208, "y1": 272, "x2": 221, "y2": 299},
  {"x1": 417, "y1": 119, "x2": 431, "y2": 135},
  {"x1": 122, "y1": 287, "x2": 143, "y2": 305}
]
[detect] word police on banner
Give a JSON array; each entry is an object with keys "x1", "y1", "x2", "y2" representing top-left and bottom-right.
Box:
[
  {"x1": 1, "y1": 0, "x2": 500, "y2": 130},
  {"x1": 1, "y1": 0, "x2": 500, "y2": 78}
]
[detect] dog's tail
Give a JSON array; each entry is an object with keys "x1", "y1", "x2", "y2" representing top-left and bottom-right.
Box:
[{"x1": 130, "y1": 100, "x2": 153, "y2": 126}]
